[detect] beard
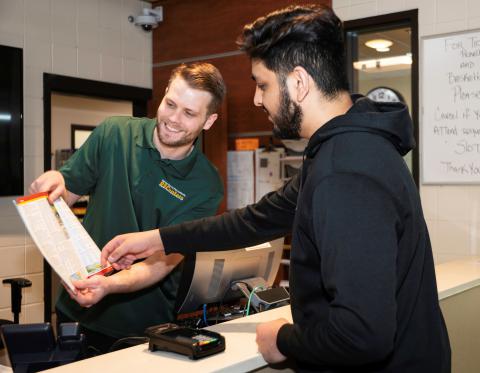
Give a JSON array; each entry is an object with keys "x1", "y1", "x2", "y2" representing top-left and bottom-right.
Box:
[
  {"x1": 271, "y1": 85, "x2": 303, "y2": 140},
  {"x1": 156, "y1": 121, "x2": 199, "y2": 148}
]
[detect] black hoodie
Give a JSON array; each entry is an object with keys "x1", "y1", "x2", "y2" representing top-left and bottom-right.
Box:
[{"x1": 161, "y1": 95, "x2": 451, "y2": 372}]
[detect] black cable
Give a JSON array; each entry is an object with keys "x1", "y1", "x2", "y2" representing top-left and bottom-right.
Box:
[
  {"x1": 214, "y1": 300, "x2": 223, "y2": 325},
  {"x1": 84, "y1": 345, "x2": 102, "y2": 358},
  {"x1": 215, "y1": 280, "x2": 252, "y2": 323},
  {"x1": 108, "y1": 336, "x2": 149, "y2": 352}
]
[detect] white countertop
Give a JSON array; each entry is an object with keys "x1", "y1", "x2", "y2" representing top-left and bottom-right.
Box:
[
  {"x1": 20, "y1": 256, "x2": 480, "y2": 373},
  {"x1": 46, "y1": 305, "x2": 293, "y2": 373},
  {"x1": 435, "y1": 256, "x2": 480, "y2": 300}
]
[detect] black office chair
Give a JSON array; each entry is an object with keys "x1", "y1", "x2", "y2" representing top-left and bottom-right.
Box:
[{"x1": 0, "y1": 278, "x2": 32, "y2": 349}]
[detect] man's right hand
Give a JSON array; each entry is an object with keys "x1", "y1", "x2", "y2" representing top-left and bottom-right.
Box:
[
  {"x1": 29, "y1": 170, "x2": 67, "y2": 204},
  {"x1": 29, "y1": 170, "x2": 81, "y2": 205},
  {"x1": 101, "y1": 229, "x2": 165, "y2": 270}
]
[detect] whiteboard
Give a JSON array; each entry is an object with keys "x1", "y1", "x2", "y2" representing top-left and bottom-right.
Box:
[{"x1": 422, "y1": 29, "x2": 480, "y2": 184}]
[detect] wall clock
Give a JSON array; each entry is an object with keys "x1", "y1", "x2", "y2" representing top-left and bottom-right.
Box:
[{"x1": 366, "y1": 86, "x2": 405, "y2": 103}]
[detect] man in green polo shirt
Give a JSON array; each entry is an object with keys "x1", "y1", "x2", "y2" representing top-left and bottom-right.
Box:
[{"x1": 29, "y1": 62, "x2": 226, "y2": 353}]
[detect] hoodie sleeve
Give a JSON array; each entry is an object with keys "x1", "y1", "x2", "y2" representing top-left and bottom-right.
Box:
[
  {"x1": 277, "y1": 173, "x2": 400, "y2": 367},
  {"x1": 161, "y1": 172, "x2": 300, "y2": 254}
]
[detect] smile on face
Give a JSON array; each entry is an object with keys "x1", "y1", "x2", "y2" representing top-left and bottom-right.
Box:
[{"x1": 156, "y1": 76, "x2": 217, "y2": 149}]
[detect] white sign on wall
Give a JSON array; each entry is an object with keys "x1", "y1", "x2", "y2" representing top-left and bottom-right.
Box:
[
  {"x1": 422, "y1": 29, "x2": 480, "y2": 183},
  {"x1": 227, "y1": 151, "x2": 254, "y2": 210}
]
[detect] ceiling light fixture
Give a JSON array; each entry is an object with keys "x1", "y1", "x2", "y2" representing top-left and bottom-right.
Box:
[
  {"x1": 353, "y1": 53, "x2": 412, "y2": 71},
  {"x1": 365, "y1": 39, "x2": 393, "y2": 52}
]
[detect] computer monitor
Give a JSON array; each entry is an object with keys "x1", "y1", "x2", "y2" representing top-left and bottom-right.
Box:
[
  {"x1": 175, "y1": 238, "x2": 285, "y2": 314},
  {"x1": 0, "y1": 45, "x2": 23, "y2": 196}
]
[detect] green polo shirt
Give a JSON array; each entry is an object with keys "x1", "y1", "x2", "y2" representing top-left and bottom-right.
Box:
[{"x1": 56, "y1": 116, "x2": 223, "y2": 338}]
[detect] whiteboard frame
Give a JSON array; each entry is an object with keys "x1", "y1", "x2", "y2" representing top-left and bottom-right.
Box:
[{"x1": 420, "y1": 27, "x2": 480, "y2": 185}]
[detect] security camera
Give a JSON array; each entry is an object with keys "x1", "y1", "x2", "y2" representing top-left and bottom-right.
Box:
[{"x1": 128, "y1": 6, "x2": 163, "y2": 32}]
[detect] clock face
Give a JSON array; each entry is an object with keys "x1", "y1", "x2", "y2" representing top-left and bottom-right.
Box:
[{"x1": 366, "y1": 87, "x2": 404, "y2": 103}]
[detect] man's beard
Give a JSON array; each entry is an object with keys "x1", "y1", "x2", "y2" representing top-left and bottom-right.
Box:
[
  {"x1": 156, "y1": 121, "x2": 198, "y2": 147},
  {"x1": 271, "y1": 85, "x2": 303, "y2": 140}
]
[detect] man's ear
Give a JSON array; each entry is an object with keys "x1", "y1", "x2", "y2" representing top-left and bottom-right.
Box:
[
  {"x1": 202, "y1": 113, "x2": 218, "y2": 131},
  {"x1": 290, "y1": 66, "x2": 310, "y2": 102}
]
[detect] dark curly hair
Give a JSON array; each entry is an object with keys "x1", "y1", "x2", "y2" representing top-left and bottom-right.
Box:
[{"x1": 237, "y1": 4, "x2": 349, "y2": 99}]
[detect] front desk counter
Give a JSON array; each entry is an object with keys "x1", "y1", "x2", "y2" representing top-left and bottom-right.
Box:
[
  {"x1": 42, "y1": 256, "x2": 480, "y2": 373},
  {"x1": 435, "y1": 257, "x2": 480, "y2": 373},
  {"x1": 47, "y1": 305, "x2": 293, "y2": 373}
]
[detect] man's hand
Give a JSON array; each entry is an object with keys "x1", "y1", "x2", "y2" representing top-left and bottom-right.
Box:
[
  {"x1": 256, "y1": 318, "x2": 289, "y2": 364},
  {"x1": 29, "y1": 170, "x2": 80, "y2": 205},
  {"x1": 29, "y1": 170, "x2": 66, "y2": 203},
  {"x1": 101, "y1": 229, "x2": 165, "y2": 270},
  {"x1": 64, "y1": 276, "x2": 111, "y2": 308}
]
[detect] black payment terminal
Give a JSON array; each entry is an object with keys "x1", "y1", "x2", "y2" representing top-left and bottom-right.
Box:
[{"x1": 145, "y1": 323, "x2": 225, "y2": 360}]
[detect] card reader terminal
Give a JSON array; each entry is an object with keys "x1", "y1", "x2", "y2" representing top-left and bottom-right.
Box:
[{"x1": 145, "y1": 323, "x2": 225, "y2": 360}]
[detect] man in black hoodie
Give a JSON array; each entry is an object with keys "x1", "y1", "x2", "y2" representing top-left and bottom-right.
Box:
[{"x1": 79, "y1": 5, "x2": 451, "y2": 372}]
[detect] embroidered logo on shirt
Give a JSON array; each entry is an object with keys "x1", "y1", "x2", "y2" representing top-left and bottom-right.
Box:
[{"x1": 159, "y1": 179, "x2": 186, "y2": 201}]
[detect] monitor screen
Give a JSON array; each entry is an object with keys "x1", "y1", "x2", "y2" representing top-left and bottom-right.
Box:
[
  {"x1": 175, "y1": 238, "x2": 284, "y2": 314},
  {"x1": 0, "y1": 45, "x2": 23, "y2": 196}
]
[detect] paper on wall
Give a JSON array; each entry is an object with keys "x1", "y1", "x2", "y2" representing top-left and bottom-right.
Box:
[
  {"x1": 227, "y1": 151, "x2": 254, "y2": 210},
  {"x1": 255, "y1": 148, "x2": 285, "y2": 202}
]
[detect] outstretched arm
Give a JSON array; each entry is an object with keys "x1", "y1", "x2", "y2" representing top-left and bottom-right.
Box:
[
  {"x1": 68, "y1": 251, "x2": 183, "y2": 307},
  {"x1": 100, "y1": 229, "x2": 165, "y2": 269},
  {"x1": 104, "y1": 173, "x2": 300, "y2": 268},
  {"x1": 29, "y1": 170, "x2": 81, "y2": 205}
]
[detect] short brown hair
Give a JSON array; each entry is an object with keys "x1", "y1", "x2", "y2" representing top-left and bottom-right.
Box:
[{"x1": 168, "y1": 63, "x2": 226, "y2": 115}]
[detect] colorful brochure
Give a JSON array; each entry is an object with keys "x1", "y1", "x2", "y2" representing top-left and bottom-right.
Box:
[{"x1": 14, "y1": 192, "x2": 112, "y2": 290}]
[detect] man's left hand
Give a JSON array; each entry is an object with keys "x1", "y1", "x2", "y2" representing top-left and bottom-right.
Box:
[
  {"x1": 256, "y1": 318, "x2": 289, "y2": 364},
  {"x1": 63, "y1": 276, "x2": 111, "y2": 308}
]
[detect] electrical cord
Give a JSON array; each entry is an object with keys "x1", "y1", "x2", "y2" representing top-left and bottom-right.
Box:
[
  {"x1": 245, "y1": 285, "x2": 266, "y2": 316},
  {"x1": 202, "y1": 304, "x2": 208, "y2": 326},
  {"x1": 85, "y1": 345, "x2": 102, "y2": 358},
  {"x1": 213, "y1": 297, "x2": 224, "y2": 325},
  {"x1": 230, "y1": 281, "x2": 252, "y2": 319},
  {"x1": 108, "y1": 336, "x2": 149, "y2": 352},
  {"x1": 214, "y1": 280, "x2": 251, "y2": 324}
]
